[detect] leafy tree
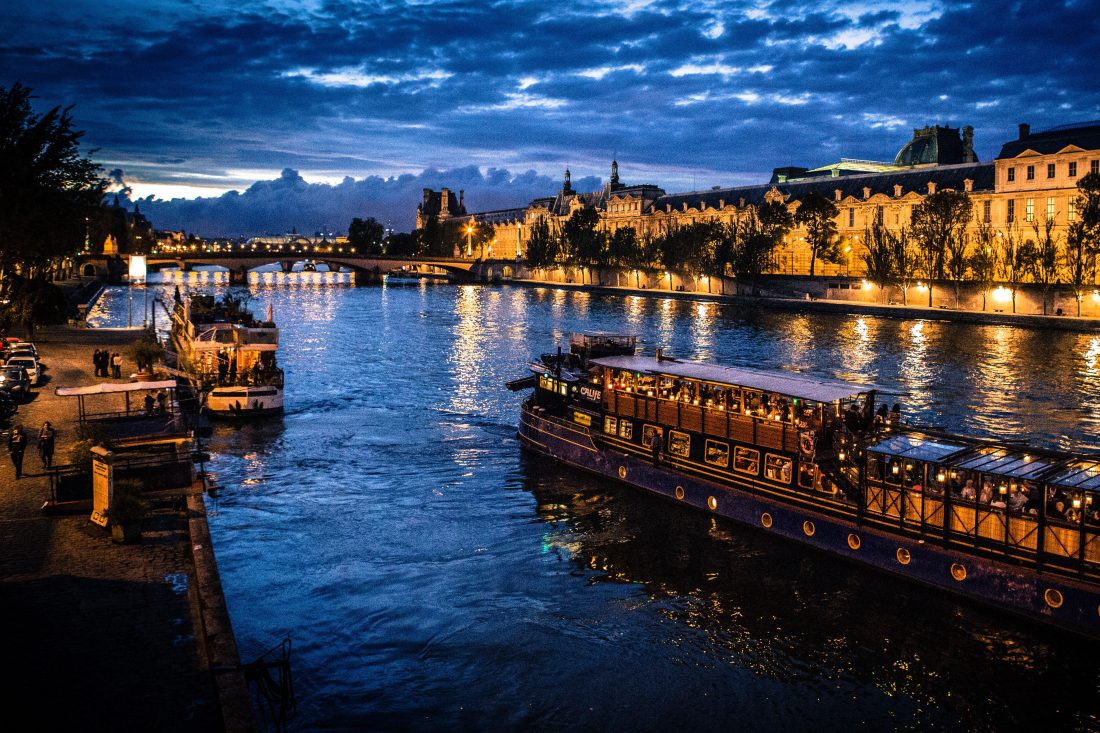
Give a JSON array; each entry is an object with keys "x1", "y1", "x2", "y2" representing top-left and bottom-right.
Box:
[
  {"x1": 524, "y1": 218, "x2": 558, "y2": 269},
  {"x1": 969, "y1": 221, "x2": 999, "y2": 311},
  {"x1": 890, "y1": 225, "x2": 919, "y2": 306},
  {"x1": 470, "y1": 221, "x2": 496, "y2": 260},
  {"x1": 995, "y1": 224, "x2": 1028, "y2": 313},
  {"x1": 417, "y1": 214, "x2": 446, "y2": 257},
  {"x1": 1065, "y1": 172, "x2": 1100, "y2": 315},
  {"x1": 732, "y1": 201, "x2": 792, "y2": 295},
  {"x1": 607, "y1": 226, "x2": 642, "y2": 268},
  {"x1": 387, "y1": 231, "x2": 420, "y2": 257},
  {"x1": 348, "y1": 216, "x2": 385, "y2": 255},
  {"x1": 862, "y1": 222, "x2": 894, "y2": 303},
  {"x1": 911, "y1": 190, "x2": 973, "y2": 307},
  {"x1": 1026, "y1": 216, "x2": 1062, "y2": 315},
  {"x1": 657, "y1": 221, "x2": 716, "y2": 281},
  {"x1": 562, "y1": 206, "x2": 603, "y2": 274},
  {"x1": 0, "y1": 82, "x2": 107, "y2": 330},
  {"x1": 793, "y1": 191, "x2": 839, "y2": 276}
]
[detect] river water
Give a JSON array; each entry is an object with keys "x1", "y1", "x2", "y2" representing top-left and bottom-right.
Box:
[{"x1": 90, "y1": 272, "x2": 1100, "y2": 731}]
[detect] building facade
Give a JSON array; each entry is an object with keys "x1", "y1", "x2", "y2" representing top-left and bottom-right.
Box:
[{"x1": 420, "y1": 122, "x2": 1100, "y2": 277}]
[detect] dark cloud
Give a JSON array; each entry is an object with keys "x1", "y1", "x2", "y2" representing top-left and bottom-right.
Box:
[
  {"x1": 3, "y1": 0, "x2": 1098, "y2": 236},
  {"x1": 127, "y1": 166, "x2": 601, "y2": 236}
]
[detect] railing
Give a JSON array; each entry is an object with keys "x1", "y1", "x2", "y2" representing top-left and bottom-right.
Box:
[{"x1": 606, "y1": 389, "x2": 805, "y2": 454}]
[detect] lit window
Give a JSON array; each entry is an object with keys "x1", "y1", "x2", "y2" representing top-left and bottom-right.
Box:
[
  {"x1": 983, "y1": 200, "x2": 991, "y2": 223},
  {"x1": 1069, "y1": 199, "x2": 1077, "y2": 223},
  {"x1": 1093, "y1": 160, "x2": 1100, "y2": 176},
  {"x1": 733, "y1": 447, "x2": 760, "y2": 475},
  {"x1": 848, "y1": 208, "x2": 854, "y2": 228},
  {"x1": 765, "y1": 454, "x2": 793, "y2": 483},
  {"x1": 705, "y1": 440, "x2": 729, "y2": 467},
  {"x1": 1047, "y1": 197, "x2": 1055, "y2": 220},
  {"x1": 1047, "y1": 163, "x2": 1056, "y2": 178},
  {"x1": 1007, "y1": 199, "x2": 1015, "y2": 222},
  {"x1": 1027, "y1": 165, "x2": 1035, "y2": 180},
  {"x1": 1069, "y1": 161, "x2": 1078, "y2": 177},
  {"x1": 1007, "y1": 167, "x2": 1016, "y2": 182},
  {"x1": 668, "y1": 431, "x2": 690, "y2": 458},
  {"x1": 1026, "y1": 198, "x2": 1034, "y2": 222}
]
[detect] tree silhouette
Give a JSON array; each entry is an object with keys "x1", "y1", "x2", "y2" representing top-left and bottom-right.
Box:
[
  {"x1": 793, "y1": 191, "x2": 839, "y2": 276},
  {"x1": 911, "y1": 190, "x2": 972, "y2": 307}
]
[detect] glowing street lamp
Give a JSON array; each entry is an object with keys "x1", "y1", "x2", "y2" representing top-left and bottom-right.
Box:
[{"x1": 466, "y1": 223, "x2": 474, "y2": 258}]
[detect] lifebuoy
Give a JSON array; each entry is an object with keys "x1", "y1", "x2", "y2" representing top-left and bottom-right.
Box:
[{"x1": 799, "y1": 431, "x2": 816, "y2": 457}]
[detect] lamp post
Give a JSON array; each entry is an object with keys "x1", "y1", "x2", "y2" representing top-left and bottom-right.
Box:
[{"x1": 465, "y1": 223, "x2": 474, "y2": 258}]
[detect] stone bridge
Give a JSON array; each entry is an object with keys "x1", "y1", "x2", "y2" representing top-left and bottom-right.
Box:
[{"x1": 77, "y1": 254, "x2": 521, "y2": 285}]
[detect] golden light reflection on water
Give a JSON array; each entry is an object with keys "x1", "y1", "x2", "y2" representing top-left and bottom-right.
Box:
[
  {"x1": 449, "y1": 286, "x2": 489, "y2": 415},
  {"x1": 690, "y1": 301, "x2": 716, "y2": 361},
  {"x1": 623, "y1": 296, "x2": 645, "y2": 334},
  {"x1": 655, "y1": 298, "x2": 677, "y2": 346},
  {"x1": 898, "y1": 320, "x2": 932, "y2": 389}
]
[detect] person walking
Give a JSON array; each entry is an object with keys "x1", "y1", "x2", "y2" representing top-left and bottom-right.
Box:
[
  {"x1": 9, "y1": 425, "x2": 27, "y2": 479},
  {"x1": 37, "y1": 421, "x2": 55, "y2": 469},
  {"x1": 111, "y1": 352, "x2": 122, "y2": 379},
  {"x1": 144, "y1": 392, "x2": 156, "y2": 416},
  {"x1": 155, "y1": 389, "x2": 168, "y2": 415},
  {"x1": 93, "y1": 348, "x2": 102, "y2": 377}
]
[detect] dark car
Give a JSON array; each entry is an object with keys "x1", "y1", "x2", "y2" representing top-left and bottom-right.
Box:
[{"x1": 0, "y1": 365, "x2": 30, "y2": 402}]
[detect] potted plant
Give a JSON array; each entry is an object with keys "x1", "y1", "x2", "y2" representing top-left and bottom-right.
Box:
[
  {"x1": 105, "y1": 478, "x2": 149, "y2": 544},
  {"x1": 125, "y1": 336, "x2": 163, "y2": 379}
]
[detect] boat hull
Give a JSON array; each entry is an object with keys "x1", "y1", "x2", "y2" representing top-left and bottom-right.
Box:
[
  {"x1": 518, "y1": 401, "x2": 1100, "y2": 639},
  {"x1": 206, "y1": 386, "x2": 284, "y2": 418}
]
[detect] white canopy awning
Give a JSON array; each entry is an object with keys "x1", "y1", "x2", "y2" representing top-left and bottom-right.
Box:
[{"x1": 55, "y1": 379, "x2": 177, "y2": 397}]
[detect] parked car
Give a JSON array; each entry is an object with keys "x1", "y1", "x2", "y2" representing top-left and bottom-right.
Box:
[
  {"x1": 4, "y1": 355, "x2": 41, "y2": 386},
  {"x1": 0, "y1": 365, "x2": 30, "y2": 402},
  {"x1": 8, "y1": 342, "x2": 37, "y2": 358},
  {"x1": 0, "y1": 389, "x2": 16, "y2": 421}
]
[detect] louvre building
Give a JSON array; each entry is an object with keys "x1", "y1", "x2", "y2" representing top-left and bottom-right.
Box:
[{"x1": 417, "y1": 121, "x2": 1100, "y2": 277}]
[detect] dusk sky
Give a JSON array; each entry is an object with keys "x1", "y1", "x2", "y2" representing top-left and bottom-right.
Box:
[{"x1": 4, "y1": 0, "x2": 1099, "y2": 236}]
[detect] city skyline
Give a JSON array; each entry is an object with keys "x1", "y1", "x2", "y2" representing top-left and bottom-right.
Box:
[{"x1": 4, "y1": 0, "x2": 1099, "y2": 234}]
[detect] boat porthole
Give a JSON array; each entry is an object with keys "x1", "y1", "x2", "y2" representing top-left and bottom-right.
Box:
[
  {"x1": 707, "y1": 496, "x2": 718, "y2": 511},
  {"x1": 761, "y1": 512, "x2": 773, "y2": 528},
  {"x1": 950, "y1": 563, "x2": 967, "y2": 582},
  {"x1": 896, "y1": 548, "x2": 911, "y2": 565},
  {"x1": 618, "y1": 466, "x2": 627, "y2": 479},
  {"x1": 847, "y1": 534, "x2": 861, "y2": 550},
  {"x1": 802, "y1": 520, "x2": 815, "y2": 537},
  {"x1": 1044, "y1": 588, "x2": 1064, "y2": 609},
  {"x1": 674, "y1": 486, "x2": 685, "y2": 500}
]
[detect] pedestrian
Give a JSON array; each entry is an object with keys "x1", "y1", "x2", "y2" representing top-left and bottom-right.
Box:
[
  {"x1": 144, "y1": 392, "x2": 155, "y2": 415},
  {"x1": 37, "y1": 421, "x2": 55, "y2": 469},
  {"x1": 156, "y1": 389, "x2": 168, "y2": 414},
  {"x1": 111, "y1": 352, "x2": 122, "y2": 379},
  {"x1": 9, "y1": 425, "x2": 27, "y2": 479},
  {"x1": 92, "y1": 348, "x2": 102, "y2": 377}
]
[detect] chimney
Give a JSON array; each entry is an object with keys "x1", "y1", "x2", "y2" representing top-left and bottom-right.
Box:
[
  {"x1": 863, "y1": 187, "x2": 871, "y2": 200},
  {"x1": 962, "y1": 125, "x2": 975, "y2": 163},
  {"x1": 893, "y1": 184, "x2": 903, "y2": 197},
  {"x1": 459, "y1": 189, "x2": 465, "y2": 209},
  {"x1": 964, "y1": 178, "x2": 973, "y2": 193},
  {"x1": 423, "y1": 188, "x2": 432, "y2": 206},
  {"x1": 440, "y1": 187, "x2": 450, "y2": 216},
  {"x1": 1018, "y1": 123, "x2": 1030, "y2": 140},
  {"x1": 834, "y1": 189, "x2": 842, "y2": 202},
  {"x1": 927, "y1": 181, "x2": 937, "y2": 195}
]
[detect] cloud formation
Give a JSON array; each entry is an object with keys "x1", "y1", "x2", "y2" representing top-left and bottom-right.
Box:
[{"x1": 4, "y1": 0, "x2": 1099, "y2": 234}]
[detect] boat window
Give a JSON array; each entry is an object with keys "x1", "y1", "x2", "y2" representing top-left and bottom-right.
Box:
[
  {"x1": 642, "y1": 424, "x2": 662, "y2": 447},
  {"x1": 727, "y1": 387, "x2": 742, "y2": 412},
  {"x1": 885, "y1": 457, "x2": 902, "y2": 486},
  {"x1": 734, "y1": 447, "x2": 760, "y2": 475},
  {"x1": 765, "y1": 454, "x2": 793, "y2": 483},
  {"x1": 867, "y1": 454, "x2": 883, "y2": 482},
  {"x1": 1085, "y1": 492, "x2": 1100, "y2": 526},
  {"x1": 705, "y1": 440, "x2": 729, "y2": 467},
  {"x1": 903, "y1": 461, "x2": 924, "y2": 494},
  {"x1": 668, "y1": 430, "x2": 690, "y2": 457},
  {"x1": 637, "y1": 375, "x2": 656, "y2": 396},
  {"x1": 798, "y1": 463, "x2": 818, "y2": 490},
  {"x1": 618, "y1": 420, "x2": 633, "y2": 439},
  {"x1": 604, "y1": 416, "x2": 618, "y2": 435},
  {"x1": 658, "y1": 377, "x2": 675, "y2": 399},
  {"x1": 743, "y1": 390, "x2": 762, "y2": 416},
  {"x1": 559, "y1": 382, "x2": 569, "y2": 396},
  {"x1": 573, "y1": 411, "x2": 592, "y2": 427}
]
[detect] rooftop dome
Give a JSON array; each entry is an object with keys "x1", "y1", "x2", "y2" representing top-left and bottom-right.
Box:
[{"x1": 893, "y1": 125, "x2": 974, "y2": 167}]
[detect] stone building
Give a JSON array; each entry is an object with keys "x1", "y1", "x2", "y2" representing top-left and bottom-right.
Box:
[{"x1": 421, "y1": 121, "x2": 1100, "y2": 276}]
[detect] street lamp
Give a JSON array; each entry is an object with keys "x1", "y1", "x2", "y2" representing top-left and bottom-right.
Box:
[{"x1": 466, "y1": 223, "x2": 474, "y2": 258}]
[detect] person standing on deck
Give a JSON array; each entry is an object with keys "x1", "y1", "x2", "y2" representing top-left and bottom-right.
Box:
[
  {"x1": 9, "y1": 425, "x2": 27, "y2": 479},
  {"x1": 37, "y1": 421, "x2": 55, "y2": 469},
  {"x1": 111, "y1": 352, "x2": 122, "y2": 379}
]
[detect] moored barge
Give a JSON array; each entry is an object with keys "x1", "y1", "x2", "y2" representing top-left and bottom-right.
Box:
[
  {"x1": 513, "y1": 333, "x2": 1100, "y2": 638},
  {"x1": 170, "y1": 293, "x2": 284, "y2": 418}
]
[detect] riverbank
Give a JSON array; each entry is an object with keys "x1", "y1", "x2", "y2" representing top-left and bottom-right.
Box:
[
  {"x1": 513, "y1": 278, "x2": 1100, "y2": 332},
  {"x1": 0, "y1": 330, "x2": 251, "y2": 731}
]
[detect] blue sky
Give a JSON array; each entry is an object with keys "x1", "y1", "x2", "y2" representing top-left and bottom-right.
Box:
[{"x1": 4, "y1": 0, "x2": 1099, "y2": 235}]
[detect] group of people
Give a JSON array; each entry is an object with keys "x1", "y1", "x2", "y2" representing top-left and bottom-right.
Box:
[
  {"x1": 143, "y1": 389, "x2": 170, "y2": 416},
  {"x1": 93, "y1": 348, "x2": 122, "y2": 379},
  {"x1": 7, "y1": 421, "x2": 55, "y2": 479}
]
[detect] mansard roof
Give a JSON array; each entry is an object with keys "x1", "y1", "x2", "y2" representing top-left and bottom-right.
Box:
[
  {"x1": 474, "y1": 207, "x2": 528, "y2": 225},
  {"x1": 654, "y1": 162, "x2": 994, "y2": 212},
  {"x1": 997, "y1": 121, "x2": 1100, "y2": 159}
]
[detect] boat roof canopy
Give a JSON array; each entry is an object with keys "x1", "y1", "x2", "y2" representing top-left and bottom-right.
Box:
[
  {"x1": 56, "y1": 379, "x2": 176, "y2": 397},
  {"x1": 1045, "y1": 460, "x2": 1100, "y2": 492},
  {"x1": 868, "y1": 434, "x2": 970, "y2": 463},
  {"x1": 950, "y1": 446, "x2": 1057, "y2": 480},
  {"x1": 592, "y1": 355, "x2": 882, "y2": 403}
]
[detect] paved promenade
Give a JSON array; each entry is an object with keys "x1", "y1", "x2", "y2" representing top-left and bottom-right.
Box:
[{"x1": 0, "y1": 329, "x2": 243, "y2": 731}]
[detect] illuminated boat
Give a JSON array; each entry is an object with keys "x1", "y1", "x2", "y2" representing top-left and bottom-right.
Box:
[
  {"x1": 170, "y1": 293, "x2": 284, "y2": 418},
  {"x1": 512, "y1": 333, "x2": 1100, "y2": 638}
]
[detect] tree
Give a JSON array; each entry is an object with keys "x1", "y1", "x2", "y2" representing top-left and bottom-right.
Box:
[
  {"x1": 1026, "y1": 216, "x2": 1062, "y2": 315},
  {"x1": 890, "y1": 225, "x2": 919, "y2": 305},
  {"x1": 793, "y1": 191, "x2": 839, "y2": 276},
  {"x1": 732, "y1": 201, "x2": 792, "y2": 295},
  {"x1": 607, "y1": 226, "x2": 642, "y2": 268},
  {"x1": 969, "y1": 221, "x2": 999, "y2": 311},
  {"x1": 417, "y1": 214, "x2": 446, "y2": 257},
  {"x1": 862, "y1": 222, "x2": 894, "y2": 303},
  {"x1": 387, "y1": 231, "x2": 420, "y2": 257},
  {"x1": 0, "y1": 82, "x2": 107, "y2": 330},
  {"x1": 656, "y1": 221, "x2": 716, "y2": 286},
  {"x1": 1065, "y1": 172, "x2": 1100, "y2": 315},
  {"x1": 470, "y1": 221, "x2": 496, "y2": 260},
  {"x1": 348, "y1": 216, "x2": 385, "y2": 255},
  {"x1": 562, "y1": 206, "x2": 602, "y2": 277},
  {"x1": 911, "y1": 190, "x2": 973, "y2": 307},
  {"x1": 995, "y1": 224, "x2": 1028, "y2": 313},
  {"x1": 524, "y1": 218, "x2": 558, "y2": 269}
]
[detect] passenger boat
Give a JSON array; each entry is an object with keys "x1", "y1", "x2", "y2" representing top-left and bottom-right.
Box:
[
  {"x1": 512, "y1": 333, "x2": 1100, "y2": 638},
  {"x1": 169, "y1": 293, "x2": 284, "y2": 418}
]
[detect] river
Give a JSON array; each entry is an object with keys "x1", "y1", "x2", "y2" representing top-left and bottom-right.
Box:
[{"x1": 89, "y1": 272, "x2": 1100, "y2": 731}]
